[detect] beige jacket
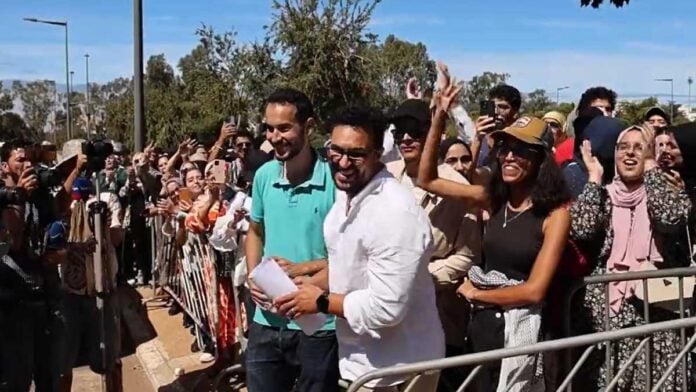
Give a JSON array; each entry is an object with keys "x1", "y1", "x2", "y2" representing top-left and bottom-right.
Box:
[{"x1": 386, "y1": 160, "x2": 481, "y2": 347}]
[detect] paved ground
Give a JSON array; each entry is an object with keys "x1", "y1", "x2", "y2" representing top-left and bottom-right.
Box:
[{"x1": 68, "y1": 286, "x2": 246, "y2": 391}]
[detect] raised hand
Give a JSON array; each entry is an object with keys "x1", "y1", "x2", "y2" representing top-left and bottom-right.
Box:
[
  {"x1": 178, "y1": 138, "x2": 197, "y2": 159},
  {"x1": 406, "y1": 77, "x2": 423, "y2": 100},
  {"x1": 17, "y1": 168, "x2": 38, "y2": 193},
  {"x1": 143, "y1": 142, "x2": 156, "y2": 157},
  {"x1": 434, "y1": 79, "x2": 462, "y2": 114},
  {"x1": 435, "y1": 61, "x2": 451, "y2": 92},
  {"x1": 581, "y1": 140, "x2": 604, "y2": 184},
  {"x1": 218, "y1": 122, "x2": 237, "y2": 143}
]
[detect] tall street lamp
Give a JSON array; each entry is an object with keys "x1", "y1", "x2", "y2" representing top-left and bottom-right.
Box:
[
  {"x1": 556, "y1": 86, "x2": 570, "y2": 105},
  {"x1": 23, "y1": 17, "x2": 72, "y2": 139},
  {"x1": 69, "y1": 70, "x2": 75, "y2": 135},
  {"x1": 655, "y1": 78, "x2": 674, "y2": 123},
  {"x1": 688, "y1": 77, "x2": 693, "y2": 113},
  {"x1": 85, "y1": 54, "x2": 90, "y2": 139}
]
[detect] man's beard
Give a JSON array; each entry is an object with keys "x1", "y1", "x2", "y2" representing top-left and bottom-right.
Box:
[{"x1": 273, "y1": 138, "x2": 304, "y2": 162}]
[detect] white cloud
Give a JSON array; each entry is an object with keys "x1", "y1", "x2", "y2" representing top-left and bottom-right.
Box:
[
  {"x1": 370, "y1": 15, "x2": 445, "y2": 27},
  {"x1": 0, "y1": 42, "x2": 195, "y2": 83},
  {"x1": 438, "y1": 49, "x2": 696, "y2": 104},
  {"x1": 517, "y1": 18, "x2": 606, "y2": 31}
]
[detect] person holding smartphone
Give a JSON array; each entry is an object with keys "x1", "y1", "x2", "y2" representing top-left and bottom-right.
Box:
[{"x1": 473, "y1": 85, "x2": 522, "y2": 169}]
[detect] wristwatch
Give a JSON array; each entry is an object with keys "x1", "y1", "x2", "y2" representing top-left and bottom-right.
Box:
[{"x1": 316, "y1": 290, "x2": 330, "y2": 314}]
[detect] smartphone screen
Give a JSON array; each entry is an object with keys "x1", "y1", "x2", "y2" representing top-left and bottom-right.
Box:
[
  {"x1": 480, "y1": 100, "x2": 496, "y2": 118},
  {"x1": 208, "y1": 159, "x2": 228, "y2": 184},
  {"x1": 179, "y1": 187, "x2": 192, "y2": 203}
]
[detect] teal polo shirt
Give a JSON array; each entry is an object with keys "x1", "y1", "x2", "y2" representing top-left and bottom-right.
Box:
[{"x1": 250, "y1": 153, "x2": 336, "y2": 331}]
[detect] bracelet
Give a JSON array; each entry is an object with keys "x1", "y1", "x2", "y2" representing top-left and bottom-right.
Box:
[{"x1": 211, "y1": 145, "x2": 223, "y2": 151}]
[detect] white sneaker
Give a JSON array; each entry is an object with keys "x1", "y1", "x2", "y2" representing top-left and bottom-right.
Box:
[{"x1": 199, "y1": 353, "x2": 215, "y2": 363}]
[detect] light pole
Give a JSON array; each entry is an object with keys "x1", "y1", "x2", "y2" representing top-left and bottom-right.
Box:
[
  {"x1": 69, "y1": 70, "x2": 75, "y2": 135},
  {"x1": 688, "y1": 77, "x2": 693, "y2": 113},
  {"x1": 655, "y1": 78, "x2": 674, "y2": 123},
  {"x1": 133, "y1": 0, "x2": 145, "y2": 152},
  {"x1": 556, "y1": 86, "x2": 570, "y2": 105},
  {"x1": 85, "y1": 54, "x2": 90, "y2": 139},
  {"x1": 23, "y1": 17, "x2": 72, "y2": 139}
]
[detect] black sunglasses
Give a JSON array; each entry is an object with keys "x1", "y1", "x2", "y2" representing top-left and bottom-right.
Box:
[
  {"x1": 495, "y1": 140, "x2": 541, "y2": 160},
  {"x1": 236, "y1": 142, "x2": 252, "y2": 148},
  {"x1": 392, "y1": 127, "x2": 427, "y2": 142},
  {"x1": 326, "y1": 144, "x2": 374, "y2": 165}
]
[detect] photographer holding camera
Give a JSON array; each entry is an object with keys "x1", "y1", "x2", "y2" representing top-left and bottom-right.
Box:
[{"x1": 0, "y1": 141, "x2": 69, "y2": 392}]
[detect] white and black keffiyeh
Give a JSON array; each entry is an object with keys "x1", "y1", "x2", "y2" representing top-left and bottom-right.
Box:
[{"x1": 467, "y1": 265, "x2": 545, "y2": 392}]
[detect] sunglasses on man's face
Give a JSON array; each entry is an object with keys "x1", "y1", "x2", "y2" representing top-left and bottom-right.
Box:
[
  {"x1": 392, "y1": 127, "x2": 427, "y2": 142},
  {"x1": 236, "y1": 142, "x2": 252, "y2": 148},
  {"x1": 326, "y1": 144, "x2": 374, "y2": 165}
]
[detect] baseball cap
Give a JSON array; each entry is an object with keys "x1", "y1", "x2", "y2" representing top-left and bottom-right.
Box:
[
  {"x1": 491, "y1": 116, "x2": 551, "y2": 148},
  {"x1": 542, "y1": 111, "x2": 566, "y2": 127},
  {"x1": 644, "y1": 106, "x2": 670, "y2": 123},
  {"x1": 189, "y1": 151, "x2": 208, "y2": 163},
  {"x1": 390, "y1": 99, "x2": 431, "y2": 125}
]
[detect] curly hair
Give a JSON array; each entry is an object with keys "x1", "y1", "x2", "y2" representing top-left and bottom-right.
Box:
[
  {"x1": 486, "y1": 146, "x2": 571, "y2": 217},
  {"x1": 578, "y1": 86, "x2": 617, "y2": 113},
  {"x1": 489, "y1": 85, "x2": 522, "y2": 112}
]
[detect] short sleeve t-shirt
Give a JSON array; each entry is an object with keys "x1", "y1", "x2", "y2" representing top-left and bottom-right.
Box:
[{"x1": 250, "y1": 153, "x2": 336, "y2": 331}]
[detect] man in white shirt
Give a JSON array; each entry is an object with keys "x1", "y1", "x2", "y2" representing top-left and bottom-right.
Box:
[{"x1": 275, "y1": 106, "x2": 445, "y2": 391}]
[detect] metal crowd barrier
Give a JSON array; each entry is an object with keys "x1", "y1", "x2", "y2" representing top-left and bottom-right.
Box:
[
  {"x1": 346, "y1": 317, "x2": 696, "y2": 392},
  {"x1": 152, "y1": 218, "x2": 247, "y2": 390},
  {"x1": 561, "y1": 266, "x2": 696, "y2": 392}
]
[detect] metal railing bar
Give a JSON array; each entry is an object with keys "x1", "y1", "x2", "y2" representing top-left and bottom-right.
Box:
[
  {"x1": 605, "y1": 337, "x2": 650, "y2": 392},
  {"x1": 605, "y1": 282, "x2": 613, "y2": 383},
  {"x1": 556, "y1": 344, "x2": 596, "y2": 392},
  {"x1": 457, "y1": 365, "x2": 482, "y2": 392},
  {"x1": 582, "y1": 267, "x2": 696, "y2": 284},
  {"x1": 678, "y1": 276, "x2": 687, "y2": 392},
  {"x1": 346, "y1": 318, "x2": 696, "y2": 392},
  {"x1": 402, "y1": 373, "x2": 422, "y2": 391},
  {"x1": 501, "y1": 355, "x2": 535, "y2": 392},
  {"x1": 641, "y1": 278, "x2": 651, "y2": 391},
  {"x1": 650, "y1": 331, "x2": 696, "y2": 392}
]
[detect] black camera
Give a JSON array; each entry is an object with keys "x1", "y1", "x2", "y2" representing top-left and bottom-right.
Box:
[
  {"x1": 82, "y1": 139, "x2": 114, "y2": 174},
  {"x1": 35, "y1": 166, "x2": 63, "y2": 189}
]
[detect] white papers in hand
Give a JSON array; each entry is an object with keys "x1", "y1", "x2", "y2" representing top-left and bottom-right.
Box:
[{"x1": 249, "y1": 256, "x2": 327, "y2": 335}]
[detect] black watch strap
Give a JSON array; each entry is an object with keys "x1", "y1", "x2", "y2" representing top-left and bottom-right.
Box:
[{"x1": 316, "y1": 290, "x2": 330, "y2": 314}]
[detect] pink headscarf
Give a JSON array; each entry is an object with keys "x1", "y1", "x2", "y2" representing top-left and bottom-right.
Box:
[{"x1": 606, "y1": 126, "x2": 662, "y2": 315}]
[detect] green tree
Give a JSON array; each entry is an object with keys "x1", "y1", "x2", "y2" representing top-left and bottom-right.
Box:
[
  {"x1": 580, "y1": 0, "x2": 629, "y2": 7},
  {"x1": 615, "y1": 97, "x2": 687, "y2": 126},
  {"x1": 556, "y1": 102, "x2": 576, "y2": 117},
  {"x1": 524, "y1": 89, "x2": 554, "y2": 118},
  {"x1": 11, "y1": 80, "x2": 55, "y2": 141},
  {"x1": 0, "y1": 82, "x2": 13, "y2": 112},
  {"x1": 370, "y1": 34, "x2": 435, "y2": 107},
  {"x1": 268, "y1": 0, "x2": 382, "y2": 125},
  {"x1": 461, "y1": 72, "x2": 510, "y2": 114}
]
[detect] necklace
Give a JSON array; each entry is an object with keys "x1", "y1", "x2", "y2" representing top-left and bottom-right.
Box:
[{"x1": 503, "y1": 202, "x2": 532, "y2": 228}]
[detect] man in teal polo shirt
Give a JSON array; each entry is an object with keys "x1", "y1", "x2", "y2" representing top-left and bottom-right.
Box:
[{"x1": 245, "y1": 88, "x2": 339, "y2": 392}]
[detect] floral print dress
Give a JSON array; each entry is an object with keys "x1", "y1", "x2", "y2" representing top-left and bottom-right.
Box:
[{"x1": 569, "y1": 169, "x2": 693, "y2": 392}]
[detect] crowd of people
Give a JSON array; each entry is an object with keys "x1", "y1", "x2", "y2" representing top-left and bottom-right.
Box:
[{"x1": 1, "y1": 59, "x2": 695, "y2": 392}]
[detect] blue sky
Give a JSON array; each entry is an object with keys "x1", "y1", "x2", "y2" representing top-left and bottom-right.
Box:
[{"x1": 2, "y1": 0, "x2": 695, "y2": 104}]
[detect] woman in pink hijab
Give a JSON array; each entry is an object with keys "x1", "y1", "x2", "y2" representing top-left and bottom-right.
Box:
[{"x1": 569, "y1": 125, "x2": 693, "y2": 391}]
